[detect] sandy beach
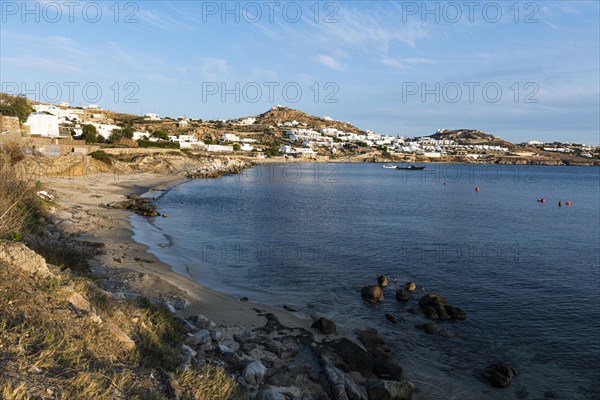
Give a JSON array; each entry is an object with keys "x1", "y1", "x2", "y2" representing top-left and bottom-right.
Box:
[{"x1": 43, "y1": 172, "x2": 312, "y2": 331}]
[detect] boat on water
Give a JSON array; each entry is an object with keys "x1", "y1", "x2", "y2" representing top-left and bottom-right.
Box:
[
  {"x1": 382, "y1": 165, "x2": 398, "y2": 169},
  {"x1": 396, "y1": 165, "x2": 426, "y2": 171}
]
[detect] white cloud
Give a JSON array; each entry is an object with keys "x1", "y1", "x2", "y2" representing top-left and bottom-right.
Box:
[
  {"x1": 381, "y1": 56, "x2": 435, "y2": 69},
  {"x1": 314, "y1": 55, "x2": 346, "y2": 71}
]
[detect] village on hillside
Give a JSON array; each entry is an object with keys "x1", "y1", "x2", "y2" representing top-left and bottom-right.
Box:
[{"x1": 1, "y1": 95, "x2": 598, "y2": 165}]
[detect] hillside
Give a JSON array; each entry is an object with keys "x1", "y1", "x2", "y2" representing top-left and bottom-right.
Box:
[
  {"x1": 253, "y1": 106, "x2": 365, "y2": 134},
  {"x1": 429, "y1": 129, "x2": 516, "y2": 148}
]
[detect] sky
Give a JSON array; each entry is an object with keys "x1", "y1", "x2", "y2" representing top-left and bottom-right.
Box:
[{"x1": 1, "y1": 1, "x2": 599, "y2": 144}]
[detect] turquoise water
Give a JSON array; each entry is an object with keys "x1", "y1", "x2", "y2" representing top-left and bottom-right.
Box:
[{"x1": 132, "y1": 163, "x2": 600, "y2": 399}]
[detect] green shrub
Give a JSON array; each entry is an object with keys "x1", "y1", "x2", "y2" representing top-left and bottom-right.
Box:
[{"x1": 90, "y1": 150, "x2": 112, "y2": 165}]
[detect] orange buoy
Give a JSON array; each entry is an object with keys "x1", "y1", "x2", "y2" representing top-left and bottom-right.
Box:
[
  {"x1": 566, "y1": 201, "x2": 571, "y2": 206},
  {"x1": 475, "y1": 187, "x2": 480, "y2": 192}
]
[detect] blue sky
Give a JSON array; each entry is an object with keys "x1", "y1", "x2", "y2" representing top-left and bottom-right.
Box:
[{"x1": 1, "y1": 1, "x2": 599, "y2": 144}]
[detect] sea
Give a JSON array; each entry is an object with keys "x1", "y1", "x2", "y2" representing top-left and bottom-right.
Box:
[{"x1": 131, "y1": 163, "x2": 600, "y2": 400}]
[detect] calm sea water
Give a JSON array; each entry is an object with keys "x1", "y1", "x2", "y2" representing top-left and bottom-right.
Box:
[{"x1": 132, "y1": 163, "x2": 600, "y2": 400}]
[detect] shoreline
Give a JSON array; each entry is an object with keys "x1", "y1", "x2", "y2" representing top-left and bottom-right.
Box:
[{"x1": 45, "y1": 172, "x2": 313, "y2": 331}]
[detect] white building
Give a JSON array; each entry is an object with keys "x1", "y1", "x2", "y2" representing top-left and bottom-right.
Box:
[
  {"x1": 132, "y1": 131, "x2": 149, "y2": 140},
  {"x1": 238, "y1": 117, "x2": 256, "y2": 125},
  {"x1": 86, "y1": 104, "x2": 99, "y2": 109},
  {"x1": 205, "y1": 144, "x2": 233, "y2": 152},
  {"x1": 221, "y1": 133, "x2": 240, "y2": 142},
  {"x1": 280, "y1": 145, "x2": 293, "y2": 154},
  {"x1": 24, "y1": 113, "x2": 60, "y2": 137},
  {"x1": 178, "y1": 119, "x2": 189, "y2": 127},
  {"x1": 145, "y1": 113, "x2": 160, "y2": 121},
  {"x1": 90, "y1": 123, "x2": 119, "y2": 140},
  {"x1": 240, "y1": 143, "x2": 254, "y2": 151}
]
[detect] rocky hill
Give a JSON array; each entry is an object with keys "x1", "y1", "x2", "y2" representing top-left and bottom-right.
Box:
[
  {"x1": 253, "y1": 106, "x2": 365, "y2": 134},
  {"x1": 429, "y1": 129, "x2": 516, "y2": 148}
]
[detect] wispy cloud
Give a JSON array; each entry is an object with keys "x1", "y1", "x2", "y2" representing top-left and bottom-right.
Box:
[
  {"x1": 381, "y1": 56, "x2": 435, "y2": 69},
  {"x1": 314, "y1": 55, "x2": 346, "y2": 71}
]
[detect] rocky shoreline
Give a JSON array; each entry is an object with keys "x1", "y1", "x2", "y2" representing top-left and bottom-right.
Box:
[{"x1": 19, "y1": 155, "x2": 523, "y2": 399}]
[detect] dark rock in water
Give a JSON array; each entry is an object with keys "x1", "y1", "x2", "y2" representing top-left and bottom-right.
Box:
[
  {"x1": 326, "y1": 338, "x2": 374, "y2": 375},
  {"x1": 419, "y1": 293, "x2": 466, "y2": 322},
  {"x1": 482, "y1": 362, "x2": 517, "y2": 387},
  {"x1": 417, "y1": 322, "x2": 441, "y2": 334},
  {"x1": 407, "y1": 307, "x2": 418, "y2": 314},
  {"x1": 434, "y1": 304, "x2": 452, "y2": 320},
  {"x1": 377, "y1": 275, "x2": 389, "y2": 287},
  {"x1": 239, "y1": 296, "x2": 249, "y2": 302},
  {"x1": 422, "y1": 305, "x2": 439, "y2": 320},
  {"x1": 395, "y1": 289, "x2": 410, "y2": 302},
  {"x1": 283, "y1": 304, "x2": 298, "y2": 312},
  {"x1": 365, "y1": 379, "x2": 415, "y2": 400},
  {"x1": 162, "y1": 213, "x2": 168, "y2": 218},
  {"x1": 419, "y1": 293, "x2": 448, "y2": 308},
  {"x1": 405, "y1": 282, "x2": 417, "y2": 292},
  {"x1": 385, "y1": 314, "x2": 397, "y2": 324},
  {"x1": 361, "y1": 285, "x2": 384, "y2": 303},
  {"x1": 311, "y1": 317, "x2": 337, "y2": 335},
  {"x1": 445, "y1": 305, "x2": 468, "y2": 320}
]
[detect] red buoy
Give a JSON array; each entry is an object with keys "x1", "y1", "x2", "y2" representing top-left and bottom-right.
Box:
[
  {"x1": 475, "y1": 187, "x2": 480, "y2": 192},
  {"x1": 540, "y1": 197, "x2": 545, "y2": 203},
  {"x1": 566, "y1": 201, "x2": 571, "y2": 206}
]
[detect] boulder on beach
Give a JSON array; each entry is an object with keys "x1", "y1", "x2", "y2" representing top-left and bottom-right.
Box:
[
  {"x1": 405, "y1": 282, "x2": 417, "y2": 292},
  {"x1": 377, "y1": 275, "x2": 388, "y2": 287},
  {"x1": 361, "y1": 285, "x2": 384, "y2": 303},
  {"x1": 241, "y1": 360, "x2": 267, "y2": 386},
  {"x1": 482, "y1": 362, "x2": 517, "y2": 388},
  {"x1": 311, "y1": 317, "x2": 337, "y2": 335},
  {"x1": 395, "y1": 289, "x2": 410, "y2": 302}
]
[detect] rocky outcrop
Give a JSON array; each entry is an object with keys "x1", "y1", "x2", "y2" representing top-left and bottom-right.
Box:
[
  {"x1": 361, "y1": 285, "x2": 384, "y2": 303},
  {"x1": 0, "y1": 240, "x2": 52, "y2": 278},
  {"x1": 377, "y1": 275, "x2": 388, "y2": 287},
  {"x1": 482, "y1": 363, "x2": 517, "y2": 388},
  {"x1": 419, "y1": 293, "x2": 467, "y2": 321},
  {"x1": 395, "y1": 289, "x2": 410, "y2": 302}
]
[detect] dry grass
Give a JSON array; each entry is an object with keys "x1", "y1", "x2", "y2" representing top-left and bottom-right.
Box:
[
  {"x1": 0, "y1": 141, "x2": 39, "y2": 240},
  {"x1": 0, "y1": 263, "x2": 240, "y2": 399}
]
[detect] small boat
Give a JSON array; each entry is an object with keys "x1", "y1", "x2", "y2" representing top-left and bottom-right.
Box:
[
  {"x1": 382, "y1": 165, "x2": 398, "y2": 169},
  {"x1": 396, "y1": 165, "x2": 426, "y2": 171}
]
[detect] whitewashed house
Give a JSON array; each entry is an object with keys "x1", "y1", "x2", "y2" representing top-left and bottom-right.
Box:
[
  {"x1": 205, "y1": 144, "x2": 233, "y2": 152},
  {"x1": 240, "y1": 143, "x2": 254, "y2": 151},
  {"x1": 90, "y1": 123, "x2": 119, "y2": 140},
  {"x1": 24, "y1": 113, "x2": 59, "y2": 137},
  {"x1": 280, "y1": 145, "x2": 293, "y2": 154},
  {"x1": 145, "y1": 113, "x2": 160, "y2": 121},
  {"x1": 238, "y1": 117, "x2": 256, "y2": 125},
  {"x1": 178, "y1": 119, "x2": 189, "y2": 127},
  {"x1": 221, "y1": 133, "x2": 240, "y2": 142}
]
